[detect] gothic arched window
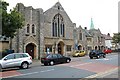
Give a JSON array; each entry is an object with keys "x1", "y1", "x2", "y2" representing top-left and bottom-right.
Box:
[
  {"x1": 32, "y1": 24, "x2": 35, "y2": 33},
  {"x1": 27, "y1": 24, "x2": 30, "y2": 33},
  {"x1": 79, "y1": 32, "x2": 82, "y2": 40},
  {"x1": 52, "y1": 14, "x2": 65, "y2": 37}
]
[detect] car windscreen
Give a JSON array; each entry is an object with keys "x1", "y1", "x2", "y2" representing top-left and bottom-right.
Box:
[
  {"x1": 46, "y1": 54, "x2": 52, "y2": 59},
  {"x1": 0, "y1": 53, "x2": 8, "y2": 60}
]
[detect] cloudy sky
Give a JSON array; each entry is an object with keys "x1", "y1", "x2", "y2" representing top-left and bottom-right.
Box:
[{"x1": 6, "y1": 0, "x2": 119, "y2": 36}]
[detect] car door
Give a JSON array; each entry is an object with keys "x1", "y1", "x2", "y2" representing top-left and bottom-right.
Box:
[
  {"x1": 14, "y1": 54, "x2": 23, "y2": 66},
  {"x1": 52, "y1": 54, "x2": 59, "y2": 64},
  {"x1": 2, "y1": 54, "x2": 15, "y2": 68},
  {"x1": 57, "y1": 54, "x2": 66, "y2": 63}
]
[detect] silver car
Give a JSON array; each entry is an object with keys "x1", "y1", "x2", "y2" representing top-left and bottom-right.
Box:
[{"x1": 0, "y1": 53, "x2": 32, "y2": 70}]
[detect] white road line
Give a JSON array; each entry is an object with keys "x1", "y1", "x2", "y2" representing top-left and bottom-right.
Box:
[
  {"x1": 85, "y1": 67, "x2": 118, "y2": 78},
  {"x1": 40, "y1": 69, "x2": 55, "y2": 72},
  {"x1": 3, "y1": 69, "x2": 55, "y2": 78},
  {"x1": 95, "y1": 55, "x2": 118, "y2": 61},
  {"x1": 70, "y1": 62, "x2": 92, "y2": 67},
  {"x1": 95, "y1": 58, "x2": 109, "y2": 60},
  {"x1": 3, "y1": 71, "x2": 39, "y2": 78},
  {"x1": 17, "y1": 71, "x2": 39, "y2": 76}
]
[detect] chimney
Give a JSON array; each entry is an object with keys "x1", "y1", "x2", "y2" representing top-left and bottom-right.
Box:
[
  {"x1": 84, "y1": 27, "x2": 87, "y2": 30},
  {"x1": 107, "y1": 33, "x2": 110, "y2": 36}
]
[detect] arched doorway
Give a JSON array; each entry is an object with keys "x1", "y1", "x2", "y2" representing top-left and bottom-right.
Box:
[
  {"x1": 57, "y1": 41, "x2": 64, "y2": 55},
  {"x1": 26, "y1": 43, "x2": 36, "y2": 59}
]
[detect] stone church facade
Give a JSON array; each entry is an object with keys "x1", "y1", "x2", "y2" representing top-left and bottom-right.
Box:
[
  {"x1": 12, "y1": 2, "x2": 105, "y2": 59},
  {"x1": 12, "y1": 2, "x2": 75, "y2": 59}
]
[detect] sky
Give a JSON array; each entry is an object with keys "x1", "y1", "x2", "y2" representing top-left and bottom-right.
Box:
[{"x1": 5, "y1": 0, "x2": 119, "y2": 36}]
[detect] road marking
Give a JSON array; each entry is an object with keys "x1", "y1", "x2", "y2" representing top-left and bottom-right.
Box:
[
  {"x1": 85, "y1": 67, "x2": 118, "y2": 78},
  {"x1": 70, "y1": 62, "x2": 92, "y2": 67},
  {"x1": 3, "y1": 71, "x2": 39, "y2": 78},
  {"x1": 3, "y1": 69, "x2": 55, "y2": 78},
  {"x1": 95, "y1": 56, "x2": 118, "y2": 61},
  {"x1": 95, "y1": 58, "x2": 109, "y2": 60},
  {"x1": 40, "y1": 69, "x2": 55, "y2": 72}
]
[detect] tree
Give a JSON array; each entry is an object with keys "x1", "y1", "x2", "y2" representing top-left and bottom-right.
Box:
[
  {"x1": 112, "y1": 33, "x2": 120, "y2": 49},
  {"x1": 112, "y1": 33, "x2": 120, "y2": 43},
  {"x1": 1, "y1": 0, "x2": 24, "y2": 38},
  {"x1": 1, "y1": 0, "x2": 24, "y2": 49}
]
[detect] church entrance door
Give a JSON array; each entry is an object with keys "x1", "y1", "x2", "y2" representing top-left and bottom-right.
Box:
[
  {"x1": 57, "y1": 41, "x2": 64, "y2": 55},
  {"x1": 26, "y1": 43, "x2": 36, "y2": 59}
]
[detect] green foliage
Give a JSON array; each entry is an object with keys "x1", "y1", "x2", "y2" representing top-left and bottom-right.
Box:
[
  {"x1": 1, "y1": 0, "x2": 24, "y2": 38},
  {"x1": 112, "y1": 33, "x2": 120, "y2": 43}
]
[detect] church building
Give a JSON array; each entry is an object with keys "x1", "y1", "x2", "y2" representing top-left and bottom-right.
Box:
[
  {"x1": 12, "y1": 2, "x2": 76, "y2": 59},
  {"x1": 12, "y1": 2, "x2": 105, "y2": 59}
]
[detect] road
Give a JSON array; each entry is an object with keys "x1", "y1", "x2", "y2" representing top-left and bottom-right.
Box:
[{"x1": 1, "y1": 53, "x2": 119, "y2": 80}]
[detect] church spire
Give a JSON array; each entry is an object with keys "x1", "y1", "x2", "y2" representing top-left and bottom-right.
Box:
[{"x1": 90, "y1": 18, "x2": 94, "y2": 29}]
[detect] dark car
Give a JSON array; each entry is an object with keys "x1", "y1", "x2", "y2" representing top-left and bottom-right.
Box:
[
  {"x1": 89, "y1": 50, "x2": 106, "y2": 59},
  {"x1": 41, "y1": 54, "x2": 71, "y2": 66}
]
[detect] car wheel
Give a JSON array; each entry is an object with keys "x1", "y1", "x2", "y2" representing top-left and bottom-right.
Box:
[
  {"x1": 21, "y1": 62, "x2": 29, "y2": 69},
  {"x1": 103, "y1": 55, "x2": 106, "y2": 58},
  {"x1": 49, "y1": 61, "x2": 54, "y2": 66},
  {"x1": 90, "y1": 56, "x2": 93, "y2": 59},
  {"x1": 66, "y1": 59, "x2": 70, "y2": 63}
]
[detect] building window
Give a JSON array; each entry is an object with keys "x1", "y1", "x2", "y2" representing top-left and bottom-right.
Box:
[
  {"x1": 63, "y1": 24, "x2": 65, "y2": 37},
  {"x1": 79, "y1": 32, "x2": 82, "y2": 40},
  {"x1": 45, "y1": 45, "x2": 52, "y2": 52},
  {"x1": 26, "y1": 24, "x2": 30, "y2": 33},
  {"x1": 32, "y1": 24, "x2": 35, "y2": 33},
  {"x1": 88, "y1": 46, "x2": 92, "y2": 50},
  {"x1": 66, "y1": 45, "x2": 72, "y2": 51},
  {"x1": 55, "y1": 23, "x2": 57, "y2": 37},
  {"x1": 52, "y1": 22, "x2": 55, "y2": 36},
  {"x1": 52, "y1": 14, "x2": 65, "y2": 37},
  {"x1": 60, "y1": 24, "x2": 62, "y2": 36},
  {"x1": 87, "y1": 38, "x2": 92, "y2": 42}
]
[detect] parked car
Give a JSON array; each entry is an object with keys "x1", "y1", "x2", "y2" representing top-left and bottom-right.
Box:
[
  {"x1": 72, "y1": 50, "x2": 86, "y2": 57},
  {"x1": 0, "y1": 53, "x2": 32, "y2": 70},
  {"x1": 89, "y1": 50, "x2": 106, "y2": 59},
  {"x1": 41, "y1": 54, "x2": 71, "y2": 66},
  {"x1": 104, "y1": 48, "x2": 112, "y2": 54}
]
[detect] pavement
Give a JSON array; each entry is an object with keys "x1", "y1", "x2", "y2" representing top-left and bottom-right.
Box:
[{"x1": 31, "y1": 59, "x2": 41, "y2": 67}]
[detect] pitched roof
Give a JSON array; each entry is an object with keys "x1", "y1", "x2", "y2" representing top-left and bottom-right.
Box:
[
  {"x1": 103, "y1": 34, "x2": 112, "y2": 40},
  {"x1": 83, "y1": 29, "x2": 92, "y2": 37}
]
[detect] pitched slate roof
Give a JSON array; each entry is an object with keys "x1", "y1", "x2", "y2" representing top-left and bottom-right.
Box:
[
  {"x1": 103, "y1": 34, "x2": 112, "y2": 40},
  {"x1": 83, "y1": 29, "x2": 92, "y2": 37}
]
